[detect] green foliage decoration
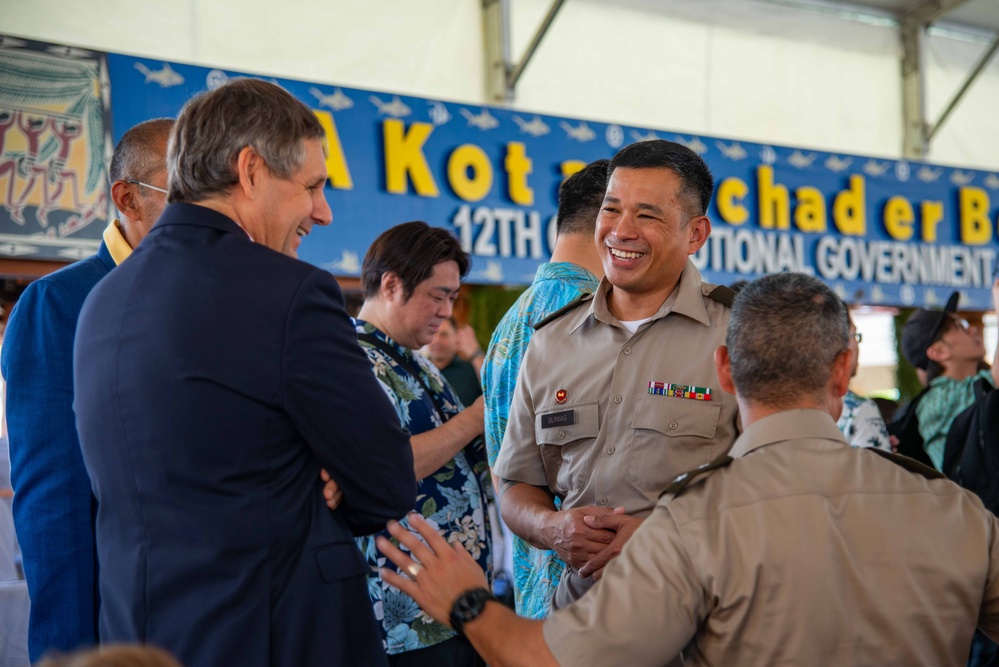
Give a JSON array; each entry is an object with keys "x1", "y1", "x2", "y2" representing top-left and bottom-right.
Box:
[
  {"x1": 466, "y1": 284, "x2": 527, "y2": 350},
  {"x1": 893, "y1": 308, "x2": 922, "y2": 405}
]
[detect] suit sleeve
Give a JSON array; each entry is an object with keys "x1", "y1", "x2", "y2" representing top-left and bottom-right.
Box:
[
  {"x1": 1, "y1": 279, "x2": 98, "y2": 653},
  {"x1": 281, "y1": 270, "x2": 416, "y2": 535}
]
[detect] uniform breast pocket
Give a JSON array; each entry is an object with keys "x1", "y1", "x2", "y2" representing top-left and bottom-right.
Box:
[
  {"x1": 535, "y1": 403, "x2": 599, "y2": 495},
  {"x1": 628, "y1": 398, "x2": 721, "y2": 493}
]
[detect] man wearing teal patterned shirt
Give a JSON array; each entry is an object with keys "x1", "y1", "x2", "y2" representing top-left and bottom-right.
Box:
[
  {"x1": 481, "y1": 159, "x2": 606, "y2": 619},
  {"x1": 901, "y1": 289, "x2": 999, "y2": 471}
]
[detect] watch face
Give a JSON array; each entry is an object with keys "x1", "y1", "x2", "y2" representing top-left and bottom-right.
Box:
[{"x1": 449, "y1": 588, "x2": 496, "y2": 636}]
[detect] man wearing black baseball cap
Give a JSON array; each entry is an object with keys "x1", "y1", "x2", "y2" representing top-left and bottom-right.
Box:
[{"x1": 900, "y1": 289, "x2": 999, "y2": 471}]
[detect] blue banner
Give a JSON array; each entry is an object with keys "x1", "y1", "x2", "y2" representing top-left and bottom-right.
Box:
[{"x1": 3, "y1": 35, "x2": 999, "y2": 309}]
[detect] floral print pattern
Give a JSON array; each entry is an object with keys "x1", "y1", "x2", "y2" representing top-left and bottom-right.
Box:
[
  {"x1": 353, "y1": 319, "x2": 492, "y2": 654},
  {"x1": 837, "y1": 389, "x2": 891, "y2": 451}
]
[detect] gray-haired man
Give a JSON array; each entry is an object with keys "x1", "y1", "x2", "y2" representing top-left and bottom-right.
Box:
[
  {"x1": 74, "y1": 79, "x2": 415, "y2": 667},
  {"x1": 2, "y1": 118, "x2": 172, "y2": 660}
]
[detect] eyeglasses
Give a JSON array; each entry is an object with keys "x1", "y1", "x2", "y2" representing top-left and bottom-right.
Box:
[
  {"x1": 853, "y1": 332, "x2": 863, "y2": 343},
  {"x1": 127, "y1": 180, "x2": 168, "y2": 194},
  {"x1": 939, "y1": 316, "x2": 972, "y2": 338}
]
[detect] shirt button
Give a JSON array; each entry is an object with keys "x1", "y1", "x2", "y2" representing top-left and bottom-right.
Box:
[
  {"x1": 557, "y1": 430, "x2": 566, "y2": 439},
  {"x1": 606, "y1": 447, "x2": 615, "y2": 455},
  {"x1": 669, "y1": 421, "x2": 678, "y2": 430},
  {"x1": 598, "y1": 497, "x2": 608, "y2": 505},
  {"x1": 623, "y1": 347, "x2": 632, "y2": 355},
  {"x1": 613, "y1": 396, "x2": 622, "y2": 404}
]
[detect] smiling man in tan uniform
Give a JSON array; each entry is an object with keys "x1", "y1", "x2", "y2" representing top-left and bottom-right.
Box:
[
  {"x1": 493, "y1": 140, "x2": 740, "y2": 607},
  {"x1": 376, "y1": 272, "x2": 999, "y2": 667}
]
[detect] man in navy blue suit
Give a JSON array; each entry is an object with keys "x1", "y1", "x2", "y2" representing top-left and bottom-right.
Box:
[
  {"x1": 2, "y1": 118, "x2": 173, "y2": 661},
  {"x1": 73, "y1": 79, "x2": 416, "y2": 667}
]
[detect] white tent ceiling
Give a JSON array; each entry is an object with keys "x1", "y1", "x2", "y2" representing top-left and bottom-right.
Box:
[
  {"x1": 607, "y1": 0, "x2": 999, "y2": 36},
  {"x1": 843, "y1": 0, "x2": 999, "y2": 33}
]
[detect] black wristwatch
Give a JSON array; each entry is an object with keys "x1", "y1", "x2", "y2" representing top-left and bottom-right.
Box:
[{"x1": 449, "y1": 588, "x2": 498, "y2": 637}]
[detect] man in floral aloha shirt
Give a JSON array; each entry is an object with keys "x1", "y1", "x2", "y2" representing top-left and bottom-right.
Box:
[
  {"x1": 837, "y1": 314, "x2": 890, "y2": 451},
  {"x1": 354, "y1": 221, "x2": 491, "y2": 667}
]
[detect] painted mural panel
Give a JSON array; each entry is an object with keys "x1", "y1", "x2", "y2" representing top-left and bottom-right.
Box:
[{"x1": 0, "y1": 36, "x2": 111, "y2": 262}]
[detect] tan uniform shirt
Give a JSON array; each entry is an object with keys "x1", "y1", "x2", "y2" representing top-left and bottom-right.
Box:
[
  {"x1": 493, "y1": 260, "x2": 740, "y2": 604},
  {"x1": 544, "y1": 409, "x2": 999, "y2": 667}
]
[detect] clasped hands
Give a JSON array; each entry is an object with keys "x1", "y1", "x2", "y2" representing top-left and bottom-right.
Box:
[
  {"x1": 547, "y1": 506, "x2": 644, "y2": 580},
  {"x1": 318, "y1": 470, "x2": 641, "y2": 581}
]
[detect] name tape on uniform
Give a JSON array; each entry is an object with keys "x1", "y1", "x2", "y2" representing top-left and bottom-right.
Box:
[{"x1": 541, "y1": 410, "x2": 576, "y2": 429}]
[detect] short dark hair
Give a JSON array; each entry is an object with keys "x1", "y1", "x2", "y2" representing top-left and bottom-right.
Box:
[
  {"x1": 167, "y1": 79, "x2": 326, "y2": 203},
  {"x1": 609, "y1": 140, "x2": 714, "y2": 219},
  {"x1": 361, "y1": 221, "x2": 470, "y2": 300},
  {"x1": 108, "y1": 118, "x2": 174, "y2": 184},
  {"x1": 557, "y1": 159, "x2": 609, "y2": 236},
  {"x1": 727, "y1": 273, "x2": 849, "y2": 408}
]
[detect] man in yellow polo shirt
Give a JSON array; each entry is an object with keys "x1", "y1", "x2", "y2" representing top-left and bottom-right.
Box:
[{"x1": 1, "y1": 118, "x2": 172, "y2": 660}]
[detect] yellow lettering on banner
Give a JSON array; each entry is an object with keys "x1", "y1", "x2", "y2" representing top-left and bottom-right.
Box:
[
  {"x1": 794, "y1": 186, "x2": 827, "y2": 233},
  {"x1": 921, "y1": 201, "x2": 944, "y2": 242},
  {"x1": 505, "y1": 142, "x2": 534, "y2": 206},
  {"x1": 959, "y1": 187, "x2": 993, "y2": 245},
  {"x1": 560, "y1": 160, "x2": 586, "y2": 178},
  {"x1": 757, "y1": 166, "x2": 790, "y2": 230},
  {"x1": 383, "y1": 119, "x2": 439, "y2": 197},
  {"x1": 312, "y1": 110, "x2": 353, "y2": 189},
  {"x1": 447, "y1": 144, "x2": 493, "y2": 202},
  {"x1": 832, "y1": 175, "x2": 866, "y2": 236},
  {"x1": 883, "y1": 196, "x2": 914, "y2": 241},
  {"x1": 717, "y1": 177, "x2": 749, "y2": 225}
]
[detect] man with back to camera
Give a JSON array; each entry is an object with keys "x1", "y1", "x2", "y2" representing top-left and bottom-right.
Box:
[
  {"x1": 1, "y1": 118, "x2": 172, "y2": 660},
  {"x1": 480, "y1": 158, "x2": 606, "y2": 618},
  {"x1": 353, "y1": 220, "x2": 490, "y2": 666},
  {"x1": 377, "y1": 272, "x2": 999, "y2": 667},
  {"x1": 493, "y1": 140, "x2": 740, "y2": 608},
  {"x1": 72, "y1": 79, "x2": 416, "y2": 667}
]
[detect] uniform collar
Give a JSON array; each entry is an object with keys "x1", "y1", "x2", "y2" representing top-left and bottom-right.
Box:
[
  {"x1": 729, "y1": 408, "x2": 847, "y2": 459},
  {"x1": 577, "y1": 258, "x2": 710, "y2": 333},
  {"x1": 102, "y1": 219, "x2": 134, "y2": 266}
]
